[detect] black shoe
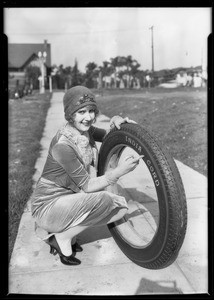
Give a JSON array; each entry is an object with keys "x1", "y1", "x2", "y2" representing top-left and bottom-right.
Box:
[
  {"x1": 72, "y1": 242, "x2": 83, "y2": 253},
  {"x1": 45, "y1": 235, "x2": 81, "y2": 265}
]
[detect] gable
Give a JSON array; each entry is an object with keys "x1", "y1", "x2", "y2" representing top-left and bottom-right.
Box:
[{"x1": 8, "y1": 43, "x2": 51, "y2": 69}]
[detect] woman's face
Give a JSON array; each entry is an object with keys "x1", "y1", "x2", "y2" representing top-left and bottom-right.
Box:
[{"x1": 72, "y1": 106, "x2": 96, "y2": 132}]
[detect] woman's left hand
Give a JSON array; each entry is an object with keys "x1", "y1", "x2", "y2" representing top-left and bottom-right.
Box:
[{"x1": 109, "y1": 115, "x2": 137, "y2": 130}]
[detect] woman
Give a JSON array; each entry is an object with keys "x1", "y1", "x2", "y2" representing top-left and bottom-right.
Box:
[{"x1": 31, "y1": 86, "x2": 140, "y2": 266}]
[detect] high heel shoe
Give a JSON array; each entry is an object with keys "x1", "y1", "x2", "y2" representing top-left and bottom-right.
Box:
[
  {"x1": 50, "y1": 246, "x2": 57, "y2": 255},
  {"x1": 45, "y1": 235, "x2": 81, "y2": 265},
  {"x1": 72, "y1": 242, "x2": 83, "y2": 253}
]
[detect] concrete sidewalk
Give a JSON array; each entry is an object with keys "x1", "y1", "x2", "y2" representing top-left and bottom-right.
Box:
[{"x1": 9, "y1": 92, "x2": 208, "y2": 295}]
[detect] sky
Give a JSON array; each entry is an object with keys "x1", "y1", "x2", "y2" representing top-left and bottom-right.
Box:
[{"x1": 4, "y1": 7, "x2": 212, "y2": 72}]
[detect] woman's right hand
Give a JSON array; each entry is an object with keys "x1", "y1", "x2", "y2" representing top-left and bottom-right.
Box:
[{"x1": 115, "y1": 155, "x2": 142, "y2": 177}]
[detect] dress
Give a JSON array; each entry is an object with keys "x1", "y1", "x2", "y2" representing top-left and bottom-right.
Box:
[{"x1": 31, "y1": 122, "x2": 128, "y2": 239}]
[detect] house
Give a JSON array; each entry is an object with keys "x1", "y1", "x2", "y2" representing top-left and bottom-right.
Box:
[{"x1": 8, "y1": 40, "x2": 51, "y2": 91}]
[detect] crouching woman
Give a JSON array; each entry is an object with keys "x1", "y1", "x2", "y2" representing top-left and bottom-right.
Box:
[{"x1": 31, "y1": 86, "x2": 139, "y2": 265}]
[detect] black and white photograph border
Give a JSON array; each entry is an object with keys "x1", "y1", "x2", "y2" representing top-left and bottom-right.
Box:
[{"x1": 6, "y1": 4, "x2": 212, "y2": 297}]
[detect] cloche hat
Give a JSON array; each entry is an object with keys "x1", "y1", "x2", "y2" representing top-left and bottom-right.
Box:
[{"x1": 63, "y1": 86, "x2": 98, "y2": 121}]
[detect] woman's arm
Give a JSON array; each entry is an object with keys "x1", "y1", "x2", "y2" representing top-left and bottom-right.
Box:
[
  {"x1": 82, "y1": 155, "x2": 141, "y2": 193},
  {"x1": 52, "y1": 142, "x2": 140, "y2": 193},
  {"x1": 90, "y1": 126, "x2": 107, "y2": 142},
  {"x1": 52, "y1": 143, "x2": 90, "y2": 188},
  {"x1": 81, "y1": 170, "x2": 120, "y2": 193},
  {"x1": 90, "y1": 116, "x2": 137, "y2": 142},
  {"x1": 52, "y1": 142, "x2": 119, "y2": 192}
]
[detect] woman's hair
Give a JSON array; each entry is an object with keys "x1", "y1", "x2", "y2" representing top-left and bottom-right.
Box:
[{"x1": 68, "y1": 104, "x2": 99, "y2": 124}]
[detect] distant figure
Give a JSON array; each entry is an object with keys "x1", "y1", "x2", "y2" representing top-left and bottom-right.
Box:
[
  {"x1": 186, "y1": 73, "x2": 193, "y2": 87},
  {"x1": 134, "y1": 78, "x2": 141, "y2": 89},
  {"x1": 119, "y1": 79, "x2": 125, "y2": 89},
  {"x1": 193, "y1": 73, "x2": 202, "y2": 88},
  {"x1": 176, "y1": 72, "x2": 187, "y2": 86},
  {"x1": 146, "y1": 75, "x2": 151, "y2": 88}
]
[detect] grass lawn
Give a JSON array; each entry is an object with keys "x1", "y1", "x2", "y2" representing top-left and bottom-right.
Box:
[
  {"x1": 96, "y1": 87, "x2": 207, "y2": 176},
  {"x1": 8, "y1": 91, "x2": 52, "y2": 262}
]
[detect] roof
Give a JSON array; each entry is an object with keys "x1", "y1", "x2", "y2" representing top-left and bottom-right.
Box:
[{"x1": 8, "y1": 43, "x2": 51, "y2": 69}]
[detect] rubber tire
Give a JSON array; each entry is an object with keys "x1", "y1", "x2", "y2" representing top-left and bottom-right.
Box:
[{"x1": 98, "y1": 123, "x2": 187, "y2": 269}]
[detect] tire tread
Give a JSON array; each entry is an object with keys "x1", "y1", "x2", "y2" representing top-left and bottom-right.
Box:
[{"x1": 98, "y1": 123, "x2": 187, "y2": 269}]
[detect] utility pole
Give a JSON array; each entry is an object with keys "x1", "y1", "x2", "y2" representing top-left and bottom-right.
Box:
[
  {"x1": 38, "y1": 40, "x2": 48, "y2": 94},
  {"x1": 38, "y1": 50, "x2": 47, "y2": 94},
  {"x1": 149, "y1": 26, "x2": 154, "y2": 72},
  {"x1": 201, "y1": 48, "x2": 203, "y2": 70}
]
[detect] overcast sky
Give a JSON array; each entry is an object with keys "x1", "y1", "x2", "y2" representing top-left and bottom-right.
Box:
[{"x1": 4, "y1": 7, "x2": 211, "y2": 72}]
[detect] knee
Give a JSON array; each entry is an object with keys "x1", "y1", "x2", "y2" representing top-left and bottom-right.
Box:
[
  {"x1": 101, "y1": 191, "x2": 128, "y2": 209},
  {"x1": 100, "y1": 191, "x2": 115, "y2": 207},
  {"x1": 121, "y1": 198, "x2": 128, "y2": 209},
  {"x1": 106, "y1": 207, "x2": 128, "y2": 224},
  {"x1": 118, "y1": 207, "x2": 128, "y2": 218}
]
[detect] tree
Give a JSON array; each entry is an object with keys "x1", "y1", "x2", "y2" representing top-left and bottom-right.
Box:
[
  {"x1": 57, "y1": 64, "x2": 67, "y2": 89},
  {"x1": 84, "y1": 62, "x2": 98, "y2": 88},
  {"x1": 117, "y1": 55, "x2": 140, "y2": 88},
  {"x1": 124, "y1": 55, "x2": 134, "y2": 88},
  {"x1": 64, "y1": 66, "x2": 72, "y2": 88},
  {"x1": 110, "y1": 57, "x2": 122, "y2": 88},
  {"x1": 25, "y1": 65, "x2": 41, "y2": 89},
  {"x1": 71, "y1": 59, "x2": 83, "y2": 87},
  {"x1": 99, "y1": 60, "x2": 114, "y2": 88}
]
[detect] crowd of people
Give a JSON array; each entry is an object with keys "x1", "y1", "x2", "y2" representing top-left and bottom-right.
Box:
[{"x1": 176, "y1": 71, "x2": 207, "y2": 87}]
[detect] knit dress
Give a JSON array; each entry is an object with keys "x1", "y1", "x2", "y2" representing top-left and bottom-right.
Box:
[{"x1": 31, "y1": 122, "x2": 128, "y2": 240}]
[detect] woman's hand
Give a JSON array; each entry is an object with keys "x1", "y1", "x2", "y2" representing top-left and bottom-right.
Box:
[
  {"x1": 115, "y1": 155, "x2": 144, "y2": 177},
  {"x1": 109, "y1": 115, "x2": 137, "y2": 130}
]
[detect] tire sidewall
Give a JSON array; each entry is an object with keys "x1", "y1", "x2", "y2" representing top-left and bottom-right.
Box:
[{"x1": 98, "y1": 125, "x2": 171, "y2": 264}]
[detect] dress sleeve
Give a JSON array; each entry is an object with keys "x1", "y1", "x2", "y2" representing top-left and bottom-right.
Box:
[{"x1": 52, "y1": 142, "x2": 89, "y2": 188}]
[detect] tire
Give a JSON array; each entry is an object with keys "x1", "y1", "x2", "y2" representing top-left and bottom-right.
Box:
[{"x1": 98, "y1": 123, "x2": 187, "y2": 269}]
